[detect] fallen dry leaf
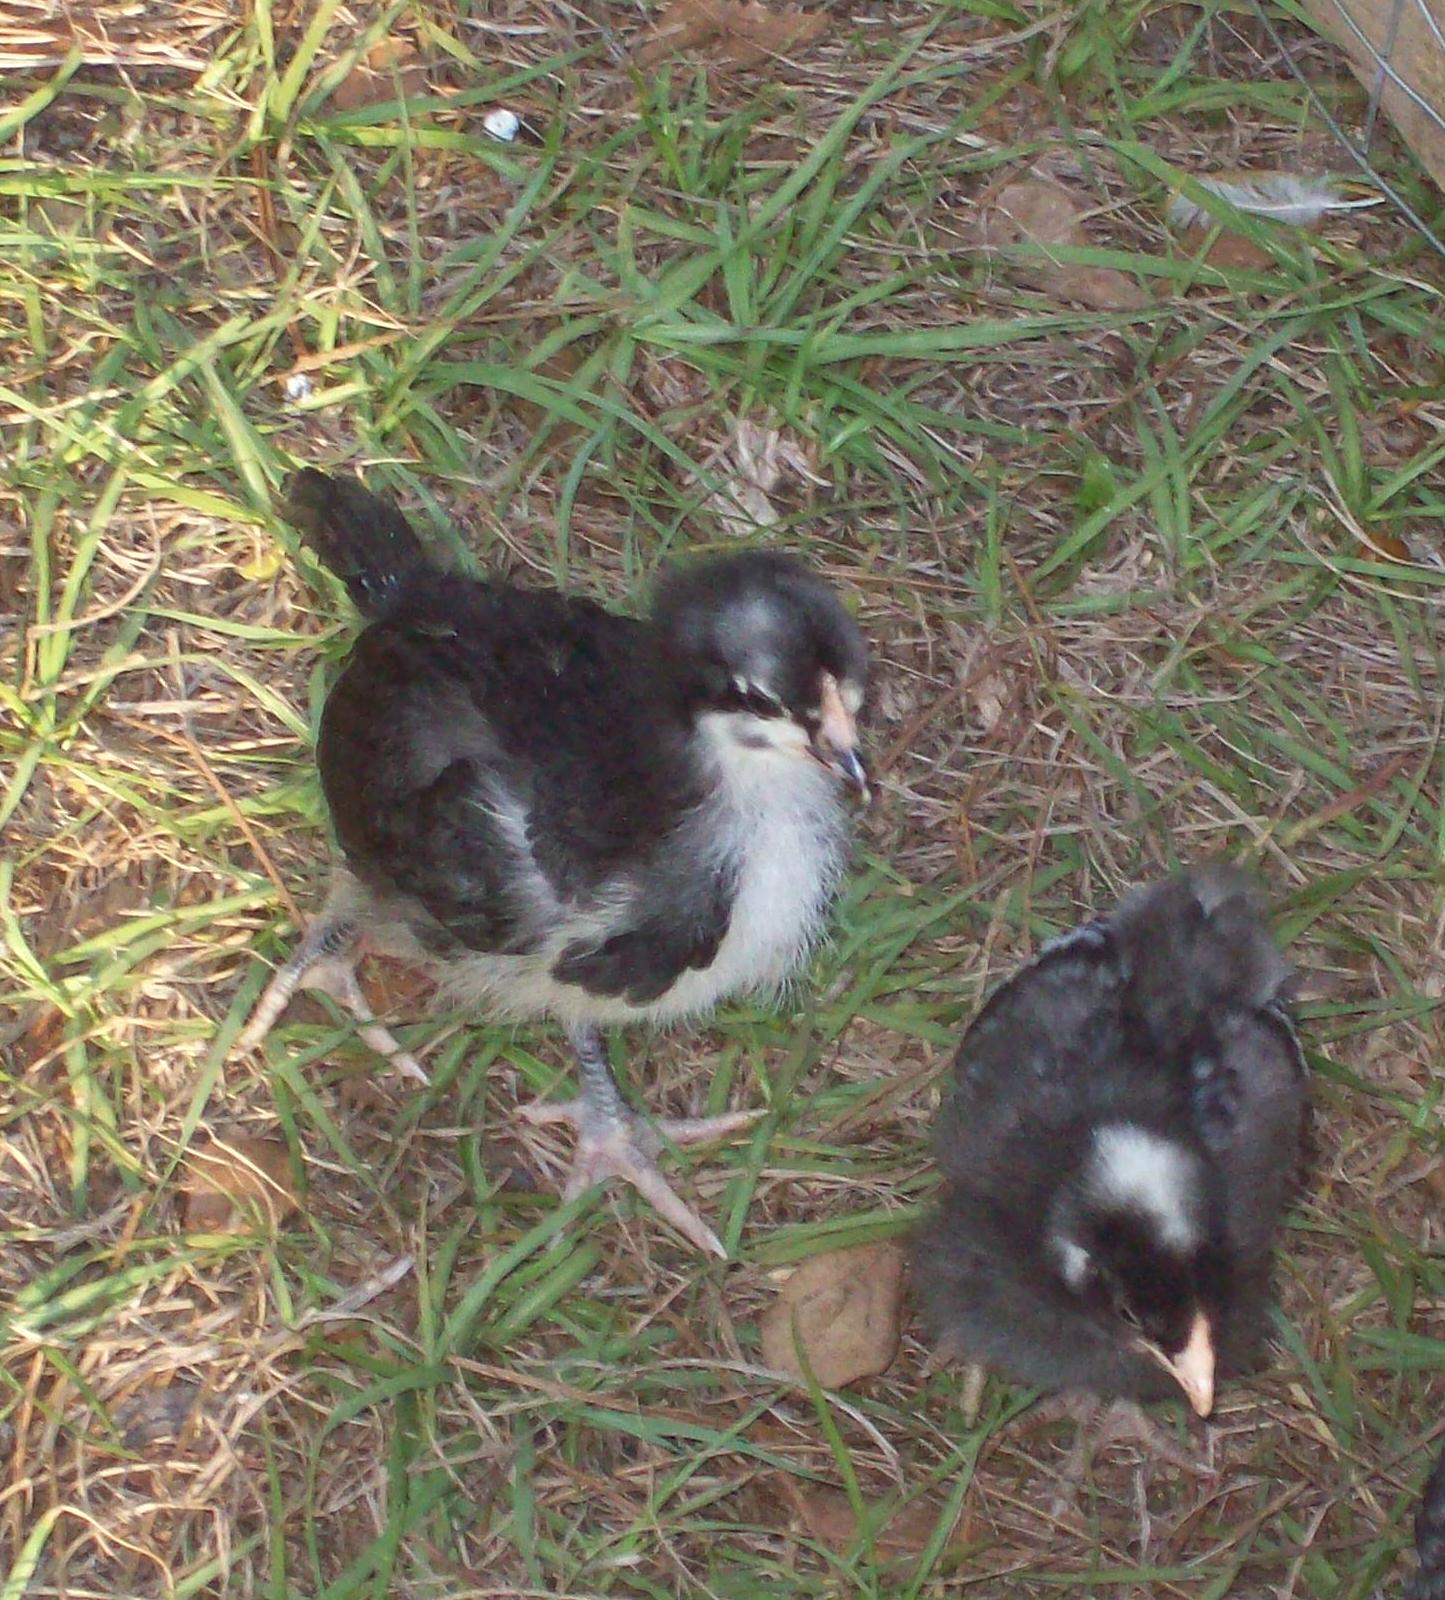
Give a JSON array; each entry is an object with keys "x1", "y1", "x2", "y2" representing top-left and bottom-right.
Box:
[
  {"x1": 984, "y1": 178, "x2": 1150, "y2": 312},
  {"x1": 971, "y1": 672, "x2": 1009, "y2": 735},
  {"x1": 775, "y1": 1477, "x2": 960, "y2": 1572},
  {"x1": 759, "y1": 1241, "x2": 905, "y2": 1386},
  {"x1": 719, "y1": 0, "x2": 829, "y2": 64},
  {"x1": 638, "y1": 352, "x2": 710, "y2": 414},
  {"x1": 1179, "y1": 223, "x2": 1275, "y2": 272},
  {"x1": 330, "y1": 38, "x2": 427, "y2": 112},
  {"x1": 640, "y1": 0, "x2": 719, "y2": 60},
  {"x1": 639, "y1": 0, "x2": 829, "y2": 69},
  {"x1": 511, "y1": 341, "x2": 588, "y2": 441},
  {"x1": 990, "y1": 177, "x2": 1080, "y2": 249},
  {"x1": 801, "y1": 1488, "x2": 950, "y2": 1564},
  {"x1": 238, "y1": 544, "x2": 285, "y2": 582},
  {"x1": 4, "y1": 1003, "x2": 66, "y2": 1074},
  {"x1": 1359, "y1": 527, "x2": 1417, "y2": 564},
  {"x1": 703, "y1": 418, "x2": 820, "y2": 535},
  {"x1": 115, "y1": 1381, "x2": 202, "y2": 1450},
  {"x1": 181, "y1": 1136, "x2": 299, "y2": 1233}
]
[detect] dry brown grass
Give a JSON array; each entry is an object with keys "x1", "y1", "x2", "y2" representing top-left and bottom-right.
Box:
[{"x1": 3, "y1": 0, "x2": 1444, "y2": 1595}]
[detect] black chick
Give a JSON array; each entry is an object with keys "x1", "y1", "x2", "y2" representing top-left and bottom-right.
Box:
[
  {"x1": 1406, "y1": 1440, "x2": 1445, "y2": 1600},
  {"x1": 917, "y1": 866, "x2": 1305, "y2": 1425},
  {"x1": 238, "y1": 470, "x2": 869, "y2": 1256}
]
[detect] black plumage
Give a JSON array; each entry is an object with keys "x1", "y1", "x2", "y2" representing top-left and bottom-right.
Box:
[
  {"x1": 239, "y1": 469, "x2": 869, "y2": 1256},
  {"x1": 917, "y1": 866, "x2": 1305, "y2": 1419},
  {"x1": 1407, "y1": 1441, "x2": 1445, "y2": 1600},
  {"x1": 316, "y1": 582, "x2": 709, "y2": 965}
]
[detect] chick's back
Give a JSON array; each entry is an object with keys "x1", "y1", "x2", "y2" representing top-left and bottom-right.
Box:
[
  {"x1": 318, "y1": 577, "x2": 702, "y2": 953},
  {"x1": 919, "y1": 867, "x2": 1304, "y2": 1399}
]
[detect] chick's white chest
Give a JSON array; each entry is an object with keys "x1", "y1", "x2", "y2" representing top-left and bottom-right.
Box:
[
  {"x1": 395, "y1": 723, "x2": 851, "y2": 1027},
  {"x1": 656, "y1": 738, "x2": 851, "y2": 1021}
]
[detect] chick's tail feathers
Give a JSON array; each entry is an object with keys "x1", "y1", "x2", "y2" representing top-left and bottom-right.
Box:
[
  {"x1": 1109, "y1": 864, "x2": 1293, "y2": 1038},
  {"x1": 284, "y1": 468, "x2": 435, "y2": 618}
]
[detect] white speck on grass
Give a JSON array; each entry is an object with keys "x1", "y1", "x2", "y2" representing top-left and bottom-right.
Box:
[{"x1": 483, "y1": 108, "x2": 520, "y2": 142}]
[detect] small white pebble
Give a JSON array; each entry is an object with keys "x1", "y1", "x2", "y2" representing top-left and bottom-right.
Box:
[
  {"x1": 483, "y1": 107, "x2": 520, "y2": 142},
  {"x1": 284, "y1": 371, "x2": 314, "y2": 402}
]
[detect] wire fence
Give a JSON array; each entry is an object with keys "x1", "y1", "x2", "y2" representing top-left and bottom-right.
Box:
[{"x1": 1250, "y1": 0, "x2": 1445, "y2": 256}]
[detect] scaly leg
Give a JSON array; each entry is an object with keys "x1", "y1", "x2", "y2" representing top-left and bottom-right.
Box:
[
  {"x1": 518, "y1": 1025, "x2": 761, "y2": 1258},
  {"x1": 960, "y1": 1362, "x2": 989, "y2": 1427},
  {"x1": 237, "y1": 917, "x2": 429, "y2": 1085}
]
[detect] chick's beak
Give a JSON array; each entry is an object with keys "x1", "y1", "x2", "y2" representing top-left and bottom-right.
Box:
[
  {"x1": 811, "y1": 671, "x2": 869, "y2": 803},
  {"x1": 1143, "y1": 1313, "x2": 1215, "y2": 1418}
]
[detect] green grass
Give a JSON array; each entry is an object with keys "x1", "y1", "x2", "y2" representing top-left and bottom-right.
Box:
[{"x1": 3, "y1": 0, "x2": 1445, "y2": 1594}]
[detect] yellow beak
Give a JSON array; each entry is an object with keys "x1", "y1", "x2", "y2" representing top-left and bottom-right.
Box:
[
  {"x1": 811, "y1": 671, "x2": 869, "y2": 802},
  {"x1": 1143, "y1": 1312, "x2": 1215, "y2": 1418}
]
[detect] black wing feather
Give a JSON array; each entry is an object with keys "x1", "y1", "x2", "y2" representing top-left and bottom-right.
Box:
[
  {"x1": 314, "y1": 540, "x2": 714, "y2": 966},
  {"x1": 551, "y1": 860, "x2": 736, "y2": 1003}
]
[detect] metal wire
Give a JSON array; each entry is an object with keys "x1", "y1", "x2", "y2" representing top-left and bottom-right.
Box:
[
  {"x1": 1247, "y1": 0, "x2": 1445, "y2": 258},
  {"x1": 1359, "y1": 0, "x2": 1406, "y2": 146}
]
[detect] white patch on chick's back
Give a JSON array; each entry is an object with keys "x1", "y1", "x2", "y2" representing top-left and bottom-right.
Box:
[{"x1": 1088, "y1": 1124, "x2": 1201, "y2": 1249}]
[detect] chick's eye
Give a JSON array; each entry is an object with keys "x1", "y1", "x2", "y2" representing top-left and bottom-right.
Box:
[
  {"x1": 735, "y1": 683, "x2": 783, "y2": 718},
  {"x1": 1117, "y1": 1303, "x2": 1142, "y2": 1331}
]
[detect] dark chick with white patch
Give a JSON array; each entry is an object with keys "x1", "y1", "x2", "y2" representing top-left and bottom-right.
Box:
[
  {"x1": 238, "y1": 469, "x2": 868, "y2": 1257},
  {"x1": 917, "y1": 867, "x2": 1305, "y2": 1444}
]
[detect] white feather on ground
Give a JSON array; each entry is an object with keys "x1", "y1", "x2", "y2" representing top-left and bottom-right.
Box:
[{"x1": 1168, "y1": 171, "x2": 1383, "y2": 231}]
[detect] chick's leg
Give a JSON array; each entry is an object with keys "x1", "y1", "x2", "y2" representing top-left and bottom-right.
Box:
[
  {"x1": 519, "y1": 1025, "x2": 760, "y2": 1258},
  {"x1": 237, "y1": 917, "x2": 428, "y2": 1085},
  {"x1": 1039, "y1": 1395, "x2": 1213, "y2": 1521}
]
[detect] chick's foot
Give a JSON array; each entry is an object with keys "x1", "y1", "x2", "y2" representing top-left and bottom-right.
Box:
[{"x1": 518, "y1": 1097, "x2": 760, "y2": 1259}]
